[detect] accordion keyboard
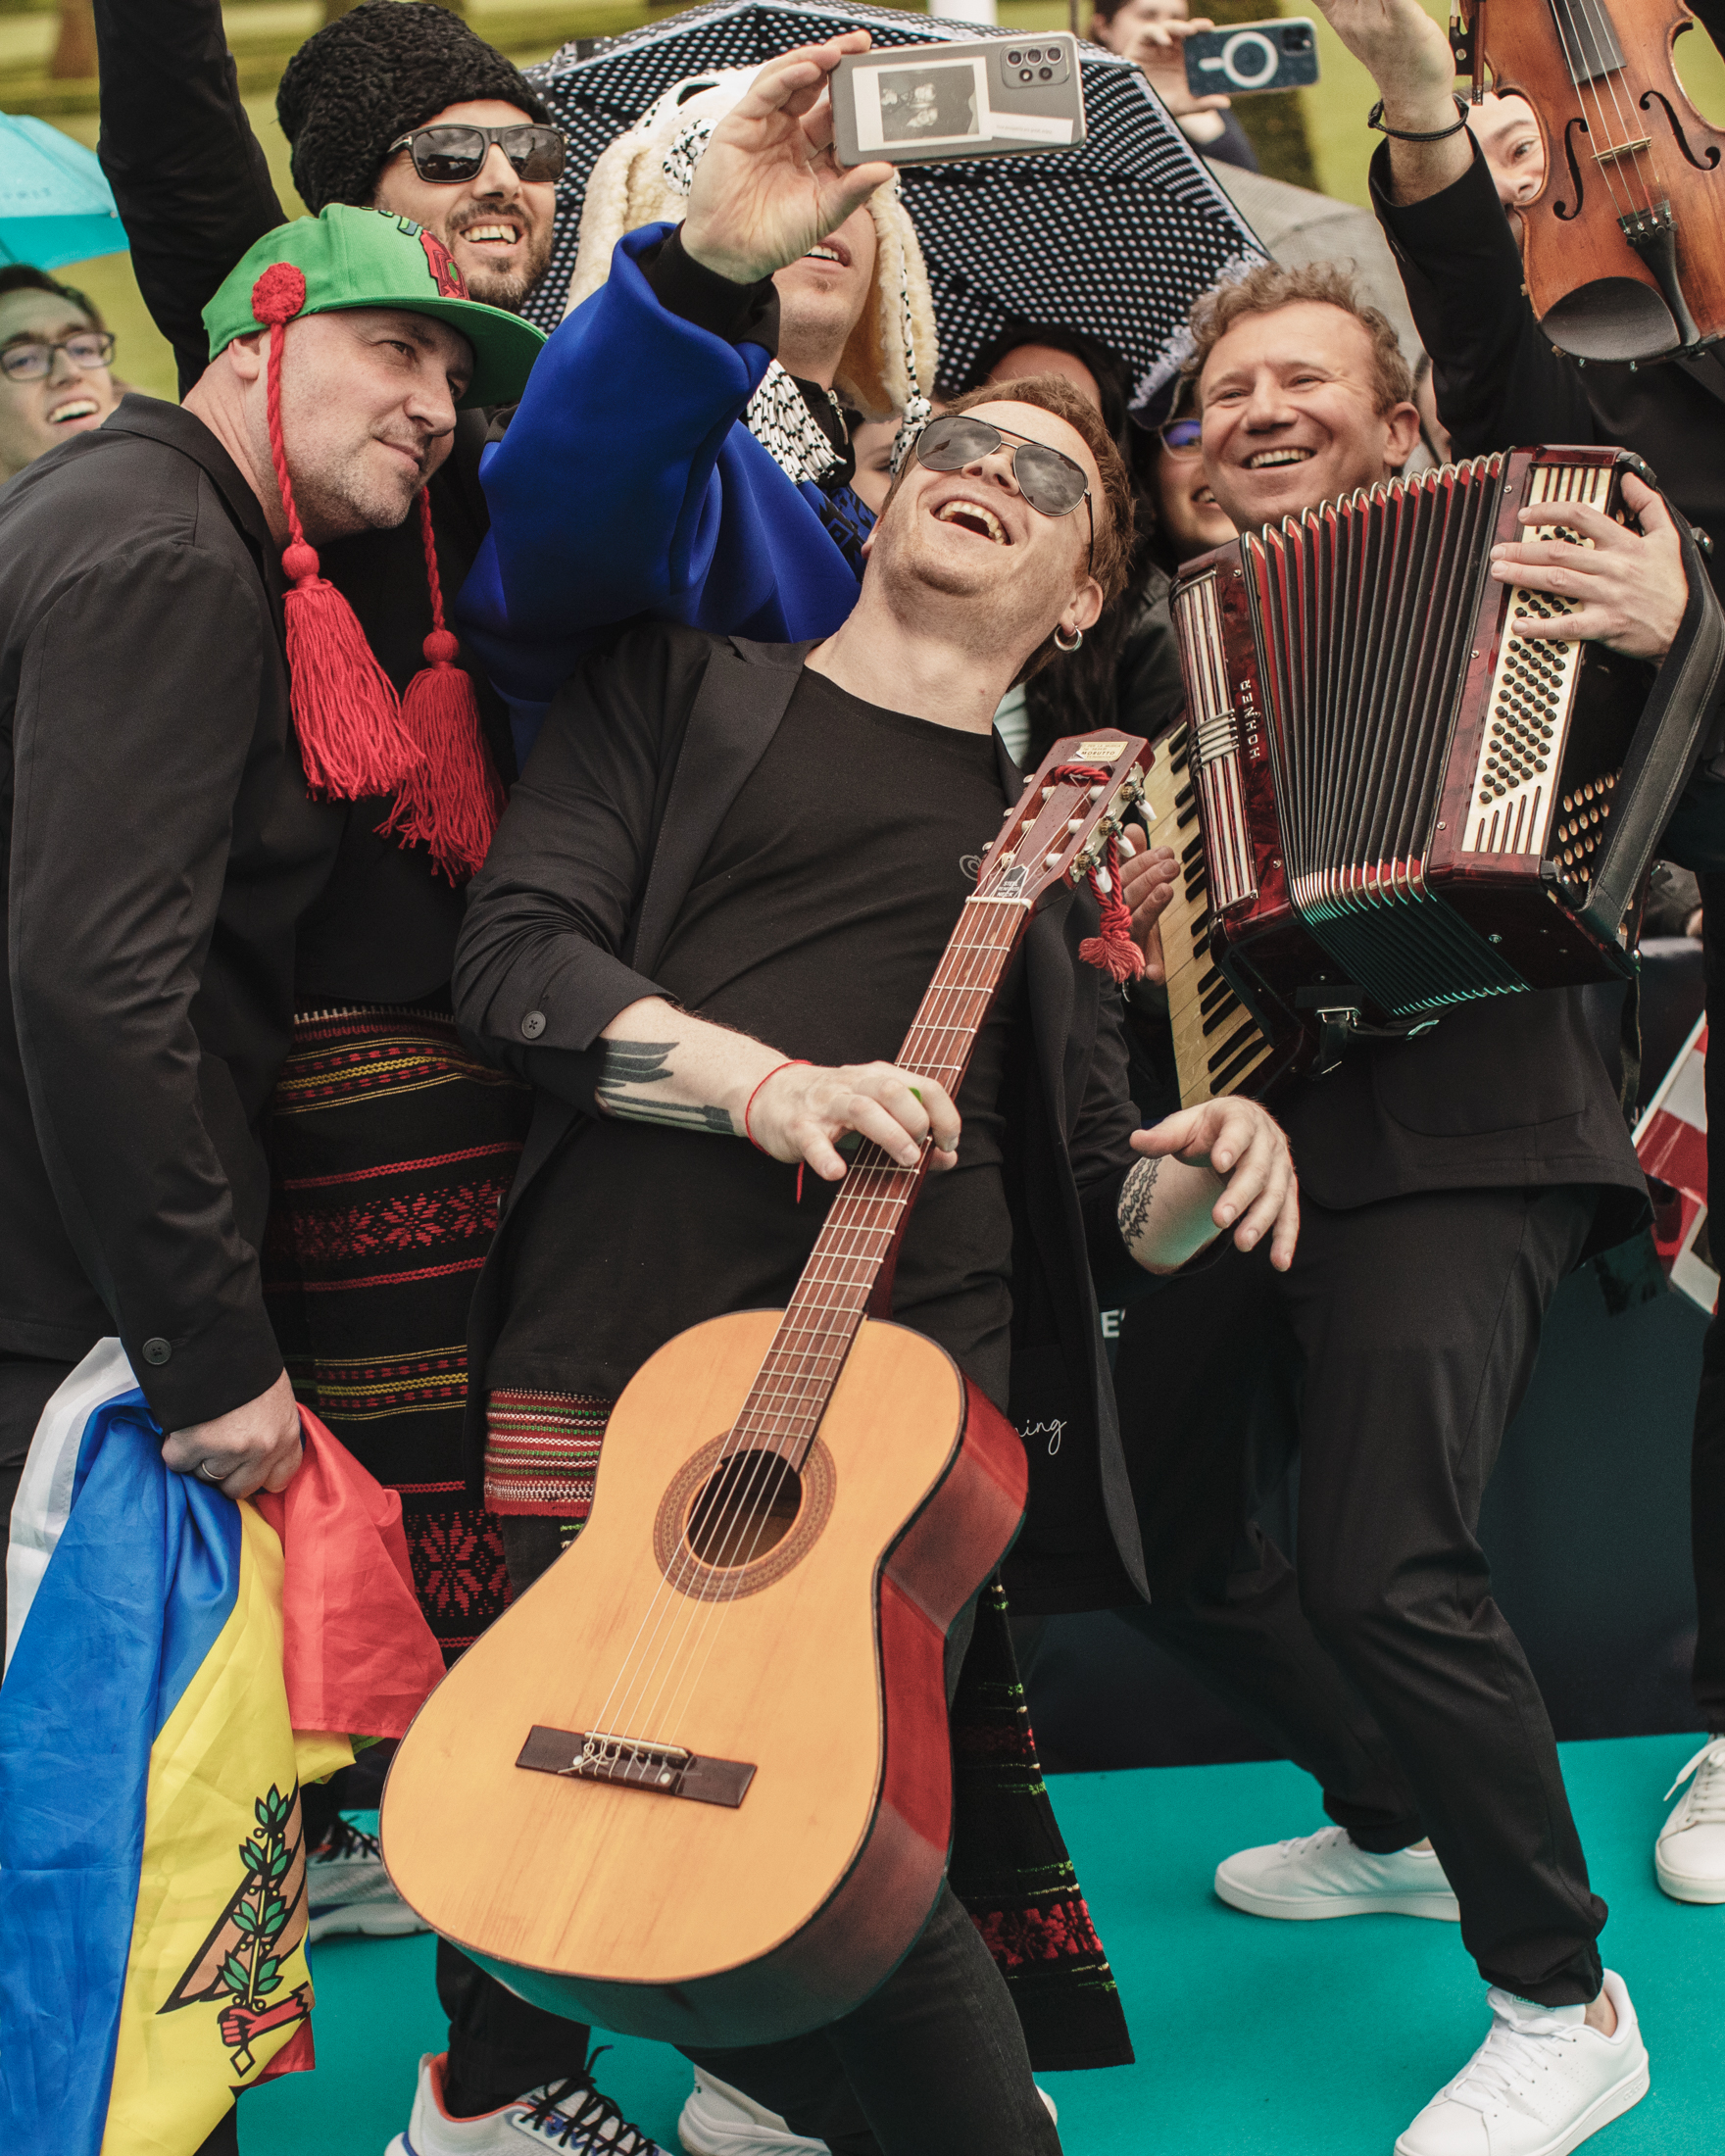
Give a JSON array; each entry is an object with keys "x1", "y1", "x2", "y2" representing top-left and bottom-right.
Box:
[{"x1": 1145, "y1": 721, "x2": 1274, "y2": 1107}]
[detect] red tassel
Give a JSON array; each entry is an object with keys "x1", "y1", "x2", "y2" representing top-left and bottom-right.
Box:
[
  {"x1": 1078, "y1": 831, "x2": 1147, "y2": 985},
  {"x1": 254, "y1": 268, "x2": 419, "y2": 803},
  {"x1": 377, "y1": 490, "x2": 503, "y2": 882}
]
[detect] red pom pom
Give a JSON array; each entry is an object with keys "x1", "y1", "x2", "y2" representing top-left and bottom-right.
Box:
[
  {"x1": 422, "y1": 627, "x2": 461, "y2": 667},
  {"x1": 281, "y1": 541, "x2": 320, "y2": 585},
  {"x1": 252, "y1": 263, "x2": 308, "y2": 327}
]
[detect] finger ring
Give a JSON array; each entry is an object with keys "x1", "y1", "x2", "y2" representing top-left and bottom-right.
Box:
[{"x1": 194, "y1": 1460, "x2": 223, "y2": 1483}]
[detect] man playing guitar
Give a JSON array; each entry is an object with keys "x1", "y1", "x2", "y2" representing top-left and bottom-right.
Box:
[{"x1": 449, "y1": 334, "x2": 1295, "y2": 2148}]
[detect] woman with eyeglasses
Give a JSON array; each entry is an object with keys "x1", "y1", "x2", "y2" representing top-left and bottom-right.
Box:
[{"x1": 0, "y1": 267, "x2": 122, "y2": 483}]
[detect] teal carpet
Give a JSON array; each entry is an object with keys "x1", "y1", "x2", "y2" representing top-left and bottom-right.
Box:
[{"x1": 246, "y1": 1734, "x2": 1725, "y2": 2155}]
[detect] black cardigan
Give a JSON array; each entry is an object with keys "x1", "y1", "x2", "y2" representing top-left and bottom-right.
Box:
[{"x1": 454, "y1": 624, "x2": 1158, "y2": 1612}]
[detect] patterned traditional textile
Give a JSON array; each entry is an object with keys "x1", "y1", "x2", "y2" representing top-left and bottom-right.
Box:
[
  {"x1": 484, "y1": 1390, "x2": 613, "y2": 1515},
  {"x1": 265, "y1": 1006, "x2": 531, "y2": 1662},
  {"x1": 479, "y1": 1398, "x2": 1132, "y2": 2069},
  {"x1": 949, "y1": 1578, "x2": 1133, "y2": 2071}
]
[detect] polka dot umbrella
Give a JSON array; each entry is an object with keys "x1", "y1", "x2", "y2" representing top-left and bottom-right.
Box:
[{"x1": 520, "y1": 0, "x2": 1267, "y2": 418}]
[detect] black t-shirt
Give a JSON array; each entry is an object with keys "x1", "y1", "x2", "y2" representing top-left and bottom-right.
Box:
[{"x1": 490, "y1": 667, "x2": 1018, "y2": 1406}]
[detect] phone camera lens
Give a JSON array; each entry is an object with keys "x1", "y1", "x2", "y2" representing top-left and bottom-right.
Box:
[
  {"x1": 1025, "y1": 46, "x2": 1041, "y2": 60},
  {"x1": 1285, "y1": 23, "x2": 1312, "y2": 47},
  {"x1": 1038, "y1": 65, "x2": 1053, "y2": 78},
  {"x1": 1007, "y1": 48, "x2": 1021, "y2": 62}
]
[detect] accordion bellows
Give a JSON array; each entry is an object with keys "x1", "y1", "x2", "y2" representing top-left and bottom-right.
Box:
[{"x1": 1167, "y1": 446, "x2": 1707, "y2": 1085}]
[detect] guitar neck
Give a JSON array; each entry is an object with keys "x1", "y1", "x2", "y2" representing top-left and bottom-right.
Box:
[{"x1": 731, "y1": 890, "x2": 1033, "y2": 1467}]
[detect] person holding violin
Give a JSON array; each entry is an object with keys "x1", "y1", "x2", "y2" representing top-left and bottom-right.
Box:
[{"x1": 1317, "y1": 0, "x2": 1725, "y2": 1916}]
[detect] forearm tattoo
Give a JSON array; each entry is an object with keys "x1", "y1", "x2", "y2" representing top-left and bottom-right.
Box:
[
  {"x1": 595, "y1": 1039, "x2": 733, "y2": 1136},
  {"x1": 1117, "y1": 1157, "x2": 1161, "y2": 1250}
]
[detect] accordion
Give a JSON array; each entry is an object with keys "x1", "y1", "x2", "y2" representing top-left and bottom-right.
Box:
[{"x1": 1163, "y1": 445, "x2": 1722, "y2": 1093}]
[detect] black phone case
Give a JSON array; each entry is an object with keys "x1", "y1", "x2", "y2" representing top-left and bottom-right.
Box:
[{"x1": 1181, "y1": 20, "x2": 1319, "y2": 98}]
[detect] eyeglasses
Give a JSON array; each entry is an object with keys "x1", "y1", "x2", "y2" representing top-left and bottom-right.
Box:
[
  {"x1": 1158, "y1": 416, "x2": 1204, "y2": 457},
  {"x1": 914, "y1": 413, "x2": 1095, "y2": 567},
  {"x1": 386, "y1": 122, "x2": 567, "y2": 186},
  {"x1": 0, "y1": 330, "x2": 115, "y2": 383}
]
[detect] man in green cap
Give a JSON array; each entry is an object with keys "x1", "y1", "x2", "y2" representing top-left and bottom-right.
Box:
[{"x1": 0, "y1": 205, "x2": 586, "y2": 2156}]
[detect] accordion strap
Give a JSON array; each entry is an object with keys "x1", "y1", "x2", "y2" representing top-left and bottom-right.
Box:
[{"x1": 1574, "y1": 498, "x2": 1725, "y2": 956}]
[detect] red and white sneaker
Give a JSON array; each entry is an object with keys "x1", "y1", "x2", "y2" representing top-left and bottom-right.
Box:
[{"x1": 386, "y1": 2051, "x2": 669, "y2": 2154}]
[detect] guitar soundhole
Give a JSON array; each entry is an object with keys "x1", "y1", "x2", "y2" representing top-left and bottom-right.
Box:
[
  {"x1": 654, "y1": 1436, "x2": 837, "y2": 1601},
  {"x1": 685, "y1": 1450, "x2": 802, "y2": 1568}
]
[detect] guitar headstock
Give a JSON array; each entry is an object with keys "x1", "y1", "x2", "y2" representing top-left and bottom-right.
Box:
[{"x1": 975, "y1": 734, "x2": 1154, "y2": 908}]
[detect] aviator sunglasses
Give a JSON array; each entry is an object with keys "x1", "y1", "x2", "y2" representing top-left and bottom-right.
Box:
[
  {"x1": 914, "y1": 414, "x2": 1095, "y2": 567},
  {"x1": 387, "y1": 122, "x2": 567, "y2": 186},
  {"x1": 1158, "y1": 415, "x2": 1204, "y2": 457}
]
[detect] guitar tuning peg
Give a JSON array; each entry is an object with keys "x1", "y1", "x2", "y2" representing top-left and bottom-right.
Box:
[{"x1": 1043, "y1": 851, "x2": 1064, "y2": 869}]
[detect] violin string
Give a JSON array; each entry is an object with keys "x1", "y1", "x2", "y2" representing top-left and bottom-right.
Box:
[
  {"x1": 1577, "y1": 0, "x2": 1668, "y2": 205},
  {"x1": 1544, "y1": 0, "x2": 1633, "y2": 221}
]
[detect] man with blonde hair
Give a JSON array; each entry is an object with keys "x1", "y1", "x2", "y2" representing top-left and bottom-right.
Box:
[{"x1": 1116, "y1": 257, "x2": 1690, "y2": 2156}]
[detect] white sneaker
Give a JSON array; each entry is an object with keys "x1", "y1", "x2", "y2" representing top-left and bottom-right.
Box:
[
  {"x1": 1214, "y1": 1824, "x2": 1460, "y2": 1921},
  {"x1": 678, "y1": 2068, "x2": 825, "y2": 2156},
  {"x1": 1654, "y1": 1736, "x2": 1725, "y2": 1902},
  {"x1": 1396, "y1": 1972, "x2": 1649, "y2": 2156},
  {"x1": 308, "y1": 1812, "x2": 430, "y2": 1942},
  {"x1": 386, "y1": 2051, "x2": 669, "y2": 2153},
  {"x1": 674, "y1": 2065, "x2": 1059, "y2": 2155}
]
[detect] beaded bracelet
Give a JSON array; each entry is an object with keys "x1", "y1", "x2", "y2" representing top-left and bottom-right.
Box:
[{"x1": 1367, "y1": 93, "x2": 1470, "y2": 142}]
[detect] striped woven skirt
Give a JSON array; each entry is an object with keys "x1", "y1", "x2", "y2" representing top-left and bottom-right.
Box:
[{"x1": 263, "y1": 1005, "x2": 531, "y2": 1664}]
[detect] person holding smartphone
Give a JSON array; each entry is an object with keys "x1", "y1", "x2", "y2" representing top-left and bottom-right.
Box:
[{"x1": 1087, "y1": 0, "x2": 1260, "y2": 170}]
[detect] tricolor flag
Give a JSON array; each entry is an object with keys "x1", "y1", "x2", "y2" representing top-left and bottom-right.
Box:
[
  {"x1": 1636, "y1": 1014, "x2": 1717, "y2": 1315},
  {"x1": 0, "y1": 1339, "x2": 446, "y2": 2156}
]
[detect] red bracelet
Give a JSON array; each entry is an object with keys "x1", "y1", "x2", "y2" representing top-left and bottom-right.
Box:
[{"x1": 744, "y1": 1059, "x2": 810, "y2": 1153}]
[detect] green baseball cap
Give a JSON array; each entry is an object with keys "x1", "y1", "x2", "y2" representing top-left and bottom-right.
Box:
[{"x1": 203, "y1": 204, "x2": 545, "y2": 410}]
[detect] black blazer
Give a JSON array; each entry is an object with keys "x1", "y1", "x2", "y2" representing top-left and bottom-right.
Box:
[
  {"x1": 454, "y1": 625, "x2": 1156, "y2": 1611},
  {"x1": 0, "y1": 398, "x2": 338, "y2": 1427}
]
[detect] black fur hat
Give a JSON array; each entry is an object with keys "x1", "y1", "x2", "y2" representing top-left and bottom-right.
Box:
[{"x1": 278, "y1": 0, "x2": 550, "y2": 215}]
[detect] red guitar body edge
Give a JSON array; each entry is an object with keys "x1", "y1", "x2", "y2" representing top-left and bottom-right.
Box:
[{"x1": 460, "y1": 1372, "x2": 1029, "y2": 2049}]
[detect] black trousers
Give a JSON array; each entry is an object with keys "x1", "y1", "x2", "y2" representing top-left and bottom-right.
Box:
[
  {"x1": 1693, "y1": 873, "x2": 1725, "y2": 1732},
  {"x1": 453, "y1": 1517, "x2": 1060, "y2": 2156},
  {"x1": 1114, "y1": 1182, "x2": 1607, "y2": 2006}
]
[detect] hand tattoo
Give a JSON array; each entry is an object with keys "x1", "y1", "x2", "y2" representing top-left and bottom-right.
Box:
[
  {"x1": 1117, "y1": 1157, "x2": 1160, "y2": 1250},
  {"x1": 595, "y1": 1040, "x2": 733, "y2": 1136}
]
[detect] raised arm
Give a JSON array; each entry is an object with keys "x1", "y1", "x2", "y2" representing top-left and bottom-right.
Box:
[
  {"x1": 1313, "y1": 0, "x2": 1598, "y2": 458},
  {"x1": 95, "y1": 0, "x2": 286, "y2": 394}
]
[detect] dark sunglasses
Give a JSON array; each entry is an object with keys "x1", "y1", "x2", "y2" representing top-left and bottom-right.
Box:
[
  {"x1": 1158, "y1": 416, "x2": 1204, "y2": 456},
  {"x1": 0, "y1": 330, "x2": 115, "y2": 383},
  {"x1": 387, "y1": 122, "x2": 567, "y2": 186},
  {"x1": 915, "y1": 414, "x2": 1095, "y2": 567}
]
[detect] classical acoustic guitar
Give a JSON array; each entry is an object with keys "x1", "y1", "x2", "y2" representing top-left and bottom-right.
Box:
[{"x1": 380, "y1": 731, "x2": 1152, "y2": 2050}]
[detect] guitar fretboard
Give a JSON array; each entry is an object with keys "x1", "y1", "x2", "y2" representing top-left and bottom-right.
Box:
[{"x1": 728, "y1": 893, "x2": 1030, "y2": 1467}]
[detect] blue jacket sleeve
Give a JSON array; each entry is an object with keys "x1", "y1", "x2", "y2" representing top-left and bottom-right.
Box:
[{"x1": 456, "y1": 222, "x2": 865, "y2": 716}]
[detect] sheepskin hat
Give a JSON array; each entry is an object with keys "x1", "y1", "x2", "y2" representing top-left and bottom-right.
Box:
[
  {"x1": 566, "y1": 66, "x2": 937, "y2": 422},
  {"x1": 278, "y1": 0, "x2": 550, "y2": 217}
]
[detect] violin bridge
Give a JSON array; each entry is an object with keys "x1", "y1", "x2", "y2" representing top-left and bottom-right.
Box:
[
  {"x1": 1593, "y1": 136, "x2": 1652, "y2": 166},
  {"x1": 516, "y1": 1723, "x2": 757, "y2": 1808}
]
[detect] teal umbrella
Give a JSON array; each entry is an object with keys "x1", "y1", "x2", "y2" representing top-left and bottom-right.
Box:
[{"x1": 0, "y1": 113, "x2": 125, "y2": 270}]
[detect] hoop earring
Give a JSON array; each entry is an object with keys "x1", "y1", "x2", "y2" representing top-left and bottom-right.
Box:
[{"x1": 1054, "y1": 623, "x2": 1083, "y2": 654}]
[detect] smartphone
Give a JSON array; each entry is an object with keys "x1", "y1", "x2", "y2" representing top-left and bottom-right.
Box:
[
  {"x1": 831, "y1": 35, "x2": 1087, "y2": 170},
  {"x1": 1182, "y1": 19, "x2": 1319, "y2": 97}
]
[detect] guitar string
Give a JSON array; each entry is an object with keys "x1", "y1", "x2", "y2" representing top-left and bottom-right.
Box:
[
  {"x1": 573, "y1": 770, "x2": 1111, "y2": 1789},
  {"x1": 646, "y1": 762, "x2": 1110, "y2": 1738},
  {"x1": 573, "y1": 892, "x2": 1014, "y2": 1765},
  {"x1": 616, "y1": 906, "x2": 1017, "y2": 1758},
  {"x1": 595, "y1": 780, "x2": 1069, "y2": 1768},
  {"x1": 640, "y1": 911, "x2": 1024, "y2": 1752}
]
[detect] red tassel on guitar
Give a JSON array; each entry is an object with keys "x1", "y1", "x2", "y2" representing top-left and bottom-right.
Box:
[
  {"x1": 377, "y1": 490, "x2": 504, "y2": 883},
  {"x1": 252, "y1": 264, "x2": 419, "y2": 801},
  {"x1": 1044, "y1": 763, "x2": 1147, "y2": 985}
]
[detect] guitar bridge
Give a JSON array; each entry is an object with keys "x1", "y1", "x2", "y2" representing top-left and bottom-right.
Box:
[{"x1": 516, "y1": 1724, "x2": 756, "y2": 1808}]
